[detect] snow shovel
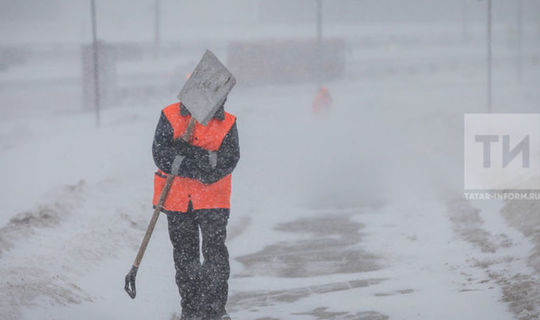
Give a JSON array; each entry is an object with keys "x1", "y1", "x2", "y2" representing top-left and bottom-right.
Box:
[{"x1": 124, "y1": 50, "x2": 236, "y2": 299}]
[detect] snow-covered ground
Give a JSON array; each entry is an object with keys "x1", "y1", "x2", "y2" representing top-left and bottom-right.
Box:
[{"x1": 1, "y1": 23, "x2": 540, "y2": 320}]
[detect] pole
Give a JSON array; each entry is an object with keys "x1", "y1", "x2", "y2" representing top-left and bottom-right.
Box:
[
  {"x1": 462, "y1": 0, "x2": 468, "y2": 42},
  {"x1": 90, "y1": 0, "x2": 100, "y2": 126},
  {"x1": 487, "y1": 0, "x2": 492, "y2": 113},
  {"x1": 154, "y1": 0, "x2": 160, "y2": 59},
  {"x1": 316, "y1": 0, "x2": 322, "y2": 43},
  {"x1": 316, "y1": 0, "x2": 322, "y2": 88},
  {"x1": 516, "y1": 0, "x2": 523, "y2": 82}
]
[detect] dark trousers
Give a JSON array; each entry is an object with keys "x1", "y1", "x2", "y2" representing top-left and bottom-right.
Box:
[{"x1": 167, "y1": 206, "x2": 230, "y2": 318}]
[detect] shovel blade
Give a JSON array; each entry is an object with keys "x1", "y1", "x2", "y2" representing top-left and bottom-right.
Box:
[{"x1": 177, "y1": 50, "x2": 236, "y2": 126}]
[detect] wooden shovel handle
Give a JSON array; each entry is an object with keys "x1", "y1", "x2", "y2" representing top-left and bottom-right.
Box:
[
  {"x1": 182, "y1": 117, "x2": 196, "y2": 142},
  {"x1": 132, "y1": 117, "x2": 197, "y2": 268}
]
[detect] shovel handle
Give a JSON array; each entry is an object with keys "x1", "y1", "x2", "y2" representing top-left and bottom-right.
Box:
[
  {"x1": 132, "y1": 173, "x2": 174, "y2": 268},
  {"x1": 132, "y1": 117, "x2": 196, "y2": 268},
  {"x1": 126, "y1": 117, "x2": 197, "y2": 298},
  {"x1": 182, "y1": 117, "x2": 196, "y2": 142}
]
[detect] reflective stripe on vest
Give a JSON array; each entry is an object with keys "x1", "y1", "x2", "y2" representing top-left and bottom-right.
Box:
[{"x1": 153, "y1": 102, "x2": 236, "y2": 212}]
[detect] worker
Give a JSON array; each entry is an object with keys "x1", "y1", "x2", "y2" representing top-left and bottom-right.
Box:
[
  {"x1": 312, "y1": 86, "x2": 333, "y2": 113},
  {"x1": 152, "y1": 98, "x2": 240, "y2": 320}
]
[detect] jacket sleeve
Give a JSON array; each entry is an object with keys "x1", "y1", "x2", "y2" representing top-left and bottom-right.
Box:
[
  {"x1": 152, "y1": 112, "x2": 203, "y2": 179},
  {"x1": 196, "y1": 121, "x2": 240, "y2": 184},
  {"x1": 152, "y1": 112, "x2": 176, "y2": 174},
  {"x1": 152, "y1": 113, "x2": 240, "y2": 183}
]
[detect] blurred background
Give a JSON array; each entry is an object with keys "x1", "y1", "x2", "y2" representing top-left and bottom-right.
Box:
[
  {"x1": 1, "y1": 1, "x2": 540, "y2": 320},
  {"x1": 1, "y1": 0, "x2": 539, "y2": 204},
  {"x1": 1, "y1": 0, "x2": 539, "y2": 115}
]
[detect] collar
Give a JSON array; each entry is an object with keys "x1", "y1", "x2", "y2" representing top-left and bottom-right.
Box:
[{"x1": 180, "y1": 102, "x2": 225, "y2": 121}]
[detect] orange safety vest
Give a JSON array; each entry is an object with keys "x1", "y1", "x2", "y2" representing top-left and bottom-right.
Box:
[{"x1": 153, "y1": 102, "x2": 236, "y2": 212}]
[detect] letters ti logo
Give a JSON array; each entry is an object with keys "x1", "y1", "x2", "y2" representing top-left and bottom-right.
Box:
[{"x1": 464, "y1": 114, "x2": 540, "y2": 190}]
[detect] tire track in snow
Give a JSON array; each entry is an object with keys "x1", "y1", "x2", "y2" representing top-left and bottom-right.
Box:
[
  {"x1": 236, "y1": 214, "x2": 381, "y2": 278},
  {"x1": 229, "y1": 278, "x2": 387, "y2": 317},
  {"x1": 447, "y1": 199, "x2": 540, "y2": 320},
  {"x1": 229, "y1": 210, "x2": 392, "y2": 319}
]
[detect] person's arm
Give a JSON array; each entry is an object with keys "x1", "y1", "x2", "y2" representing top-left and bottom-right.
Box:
[
  {"x1": 152, "y1": 112, "x2": 203, "y2": 179},
  {"x1": 152, "y1": 112, "x2": 176, "y2": 173},
  {"x1": 198, "y1": 121, "x2": 240, "y2": 184},
  {"x1": 175, "y1": 122, "x2": 240, "y2": 184}
]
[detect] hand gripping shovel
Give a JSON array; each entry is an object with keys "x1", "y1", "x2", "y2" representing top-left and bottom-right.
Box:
[{"x1": 124, "y1": 50, "x2": 236, "y2": 299}]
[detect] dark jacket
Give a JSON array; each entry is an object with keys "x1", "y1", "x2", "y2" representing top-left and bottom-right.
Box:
[{"x1": 152, "y1": 104, "x2": 240, "y2": 185}]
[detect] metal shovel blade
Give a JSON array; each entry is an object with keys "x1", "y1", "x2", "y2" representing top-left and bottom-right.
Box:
[{"x1": 177, "y1": 50, "x2": 236, "y2": 126}]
